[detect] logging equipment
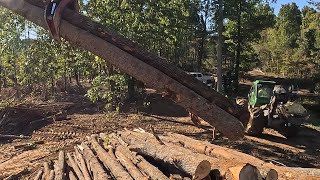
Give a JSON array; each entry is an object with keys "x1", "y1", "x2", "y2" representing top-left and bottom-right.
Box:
[{"x1": 44, "y1": 0, "x2": 79, "y2": 41}]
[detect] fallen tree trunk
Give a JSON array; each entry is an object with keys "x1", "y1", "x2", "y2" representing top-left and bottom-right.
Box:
[{"x1": 0, "y1": 0, "x2": 245, "y2": 140}]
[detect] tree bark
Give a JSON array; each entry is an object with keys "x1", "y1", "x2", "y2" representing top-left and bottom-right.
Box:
[
  {"x1": 81, "y1": 143, "x2": 111, "y2": 180},
  {"x1": 225, "y1": 164, "x2": 262, "y2": 180},
  {"x1": 0, "y1": 0, "x2": 248, "y2": 140},
  {"x1": 234, "y1": 0, "x2": 242, "y2": 92},
  {"x1": 216, "y1": 0, "x2": 224, "y2": 94},
  {"x1": 115, "y1": 147, "x2": 147, "y2": 180},
  {"x1": 88, "y1": 136, "x2": 133, "y2": 180},
  {"x1": 54, "y1": 150, "x2": 65, "y2": 180},
  {"x1": 105, "y1": 134, "x2": 169, "y2": 180},
  {"x1": 66, "y1": 152, "x2": 85, "y2": 180},
  {"x1": 74, "y1": 147, "x2": 92, "y2": 180},
  {"x1": 119, "y1": 131, "x2": 219, "y2": 177},
  {"x1": 33, "y1": 168, "x2": 44, "y2": 180}
]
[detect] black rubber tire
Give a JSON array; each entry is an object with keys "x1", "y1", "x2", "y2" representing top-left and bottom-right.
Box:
[{"x1": 245, "y1": 107, "x2": 267, "y2": 136}]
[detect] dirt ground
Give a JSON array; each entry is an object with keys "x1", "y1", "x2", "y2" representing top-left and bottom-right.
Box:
[{"x1": 0, "y1": 88, "x2": 320, "y2": 179}]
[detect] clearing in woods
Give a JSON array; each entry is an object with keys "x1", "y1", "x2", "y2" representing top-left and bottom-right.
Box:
[{"x1": 0, "y1": 77, "x2": 319, "y2": 178}]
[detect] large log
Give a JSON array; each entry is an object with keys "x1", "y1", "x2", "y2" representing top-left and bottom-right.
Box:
[
  {"x1": 119, "y1": 130, "x2": 227, "y2": 176},
  {"x1": 0, "y1": 0, "x2": 245, "y2": 140},
  {"x1": 161, "y1": 133, "x2": 264, "y2": 165},
  {"x1": 24, "y1": 0, "x2": 249, "y2": 131}
]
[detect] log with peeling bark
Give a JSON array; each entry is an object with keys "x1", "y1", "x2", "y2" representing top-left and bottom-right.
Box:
[
  {"x1": 0, "y1": 0, "x2": 246, "y2": 140},
  {"x1": 74, "y1": 146, "x2": 92, "y2": 180},
  {"x1": 23, "y1": 0, "x2": 248, "y2": 126},
  {"x1": 101, "y1": 133, "x2": 169, "y2": 180}
]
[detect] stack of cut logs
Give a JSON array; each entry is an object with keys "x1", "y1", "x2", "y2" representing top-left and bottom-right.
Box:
[{"x1": 33, "y1": 130, "x2": 320, "y2": 180}]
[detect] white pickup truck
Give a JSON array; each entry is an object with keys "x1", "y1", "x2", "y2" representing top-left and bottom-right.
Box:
[{"x1": 187, "y1": 72, "x2": 215, "y2": 88}]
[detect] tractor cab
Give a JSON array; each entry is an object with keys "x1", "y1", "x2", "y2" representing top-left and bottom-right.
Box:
[{"x1": 248, "y1": 80, "x2": 276, "y2": 107}]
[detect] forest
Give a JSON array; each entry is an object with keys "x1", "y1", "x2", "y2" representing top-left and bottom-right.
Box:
[{"x1": 0, "y1": 0, "x2": 319, "y2": 110}]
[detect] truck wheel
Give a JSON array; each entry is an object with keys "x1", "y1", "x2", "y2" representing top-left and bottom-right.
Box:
[
  {"x1": 279, "y1": 123, "x2": 299, "y2": 138},
  {"x1": 245, "y1": 107, "x2": 266, "y2": 136}
]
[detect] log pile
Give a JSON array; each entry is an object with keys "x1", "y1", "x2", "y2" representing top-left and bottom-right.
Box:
[{"x1": 33, "y1": 130, "x2": 320, "y2": 180}]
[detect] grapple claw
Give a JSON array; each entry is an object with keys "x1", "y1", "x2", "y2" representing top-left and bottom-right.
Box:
[{"x1": 44, "y1": 0, "x2": 79, "y2": 41}]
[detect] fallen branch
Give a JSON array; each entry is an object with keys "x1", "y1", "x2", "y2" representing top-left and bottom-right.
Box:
[{"x1": 0, "y1": 134, "x2": 30, "y2": 140}]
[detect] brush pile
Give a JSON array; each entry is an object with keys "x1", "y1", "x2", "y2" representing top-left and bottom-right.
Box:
[{"x1": 33, "y1": 129, "x2": 320, "y2": 180}]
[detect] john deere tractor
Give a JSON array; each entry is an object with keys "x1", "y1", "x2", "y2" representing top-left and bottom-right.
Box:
[{"x1": 243, "y1": 80, "x2": 309, "y2": 138}]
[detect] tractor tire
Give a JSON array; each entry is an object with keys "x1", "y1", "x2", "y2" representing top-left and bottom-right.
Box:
[
  {"x1": 245, "y1": 107, "x2": 266, "y2": 136},
  {"x1": 279, "y1": 124, "x2": 299, "y2": 138}
]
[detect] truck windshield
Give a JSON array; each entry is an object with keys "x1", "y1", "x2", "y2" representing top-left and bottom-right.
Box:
[{"x1": 257, "y1": 84, "x2": 273, "y2": 98}]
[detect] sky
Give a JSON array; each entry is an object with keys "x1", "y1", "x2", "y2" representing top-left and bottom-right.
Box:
[{"x1": 270, "y1": 0, "x2": 313, "y2": 15}]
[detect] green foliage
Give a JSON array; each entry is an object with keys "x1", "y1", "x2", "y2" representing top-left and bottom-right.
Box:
[
  {"x1": 86, "y1": 72, "x2": 127, "y2": 112},
  {"x1": 255, "y1": 3, "x2": 320, "y2": 78}
]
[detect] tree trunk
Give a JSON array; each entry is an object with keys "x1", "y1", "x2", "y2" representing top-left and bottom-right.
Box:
[
  {"x1": 127, "y1": 75, "x2": 135, "y2": 101},
  {"x1": 234, "y1": 0, "x2": 242, "y2": 92},
  {"x1": 216, "y1": 0, "x2": 224, "y2": 93},
  {"x1": 0, "y1": 0, "x2": 247, "y2": 140}
]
